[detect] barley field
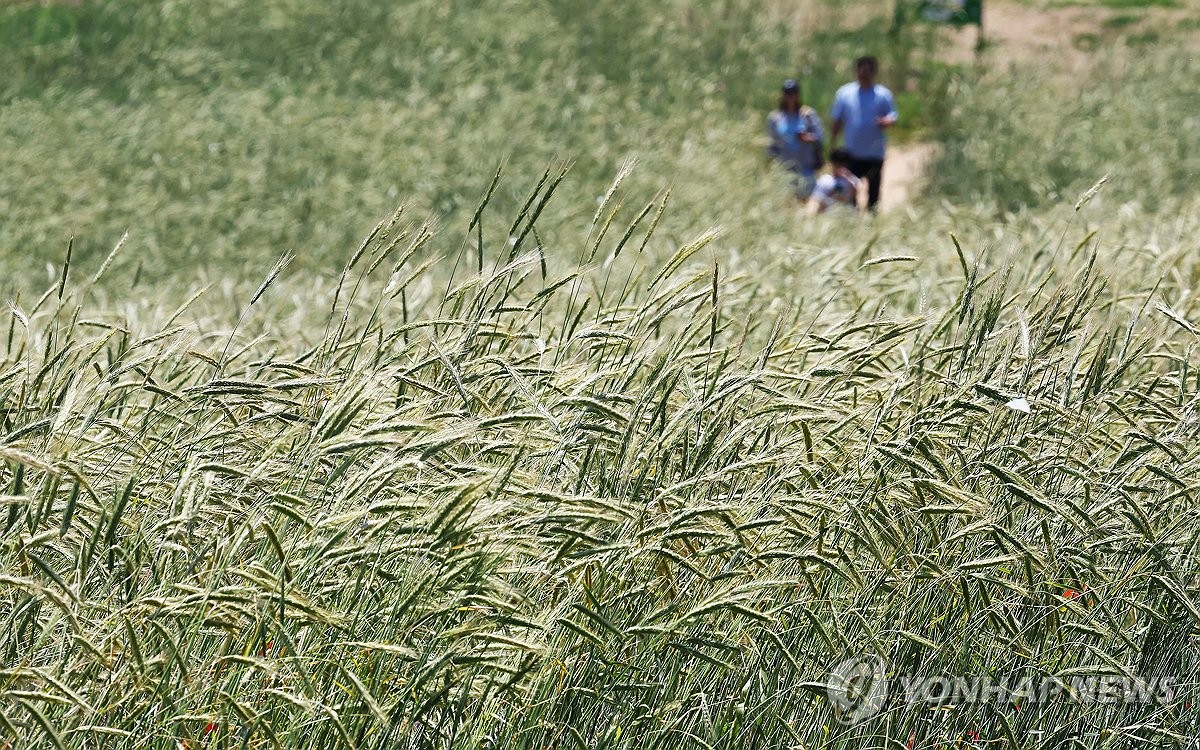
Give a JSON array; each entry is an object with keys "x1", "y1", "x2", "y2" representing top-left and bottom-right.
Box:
[{"x1": 2, "y1": 1, "x2": 1199, "y2": 748}]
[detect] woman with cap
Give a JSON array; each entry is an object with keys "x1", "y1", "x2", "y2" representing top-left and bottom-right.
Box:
[{"x1": 766, "y1": 78, "x2": 825, "y2": 199}]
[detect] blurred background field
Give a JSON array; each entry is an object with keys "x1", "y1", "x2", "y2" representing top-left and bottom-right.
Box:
[
  {"x1": 2, "y1": 0, "x2": 1198, "y2": 285},
  {"x1": 2, "y1": 1, "x2": 1200, "y2": 748}
]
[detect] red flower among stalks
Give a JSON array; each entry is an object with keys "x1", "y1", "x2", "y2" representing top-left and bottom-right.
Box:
[{"x1": 1062, "y1": 584, "x2": 1093, "y2": 605}]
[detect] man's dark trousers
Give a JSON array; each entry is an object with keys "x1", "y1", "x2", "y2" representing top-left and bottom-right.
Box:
[{"x1": 845, "y1": 156, "x2": 884, "y2": 212}]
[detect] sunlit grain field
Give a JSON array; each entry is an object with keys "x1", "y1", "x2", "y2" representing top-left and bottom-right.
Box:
[{"x1": 2, "y1": 1, "x2": 1199, "y2": 748}]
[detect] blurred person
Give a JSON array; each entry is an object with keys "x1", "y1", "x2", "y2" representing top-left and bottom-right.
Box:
[
  {"x1": 829, "y1": 55, "x2": 898, "y2": 212},
  {"x1": 808, "y1": 148, "x2": 861, "y2": 214},
  {"x1": 766, "y1": 78, "x2": 825, "y2": 200}
]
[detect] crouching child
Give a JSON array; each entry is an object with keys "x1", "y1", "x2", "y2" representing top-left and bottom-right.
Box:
[{"x1": 808, "y1": 148, "x2": 862, "y2": 215}]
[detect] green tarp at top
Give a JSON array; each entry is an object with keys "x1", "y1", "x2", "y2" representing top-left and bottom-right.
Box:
[{"x1": 913, "y1": 0, "x2": 983, "y2": 26}]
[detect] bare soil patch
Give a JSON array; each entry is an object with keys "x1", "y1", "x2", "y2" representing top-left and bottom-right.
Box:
[{"x1": 881, "y1": 142, "x2": 937, "y2": 212}]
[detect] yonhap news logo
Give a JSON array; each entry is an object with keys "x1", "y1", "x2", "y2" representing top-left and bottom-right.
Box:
[
  {"x1": 826, "y1": 654, "x2": 890, "y2": 723},
  {"x1": 824, "y1": 654, "x2": 1179, "y2": 724}
]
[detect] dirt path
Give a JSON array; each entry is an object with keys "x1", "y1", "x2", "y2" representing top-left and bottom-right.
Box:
[{"x1": 880, "y1": 142, "x2": 937, "y2": 213}]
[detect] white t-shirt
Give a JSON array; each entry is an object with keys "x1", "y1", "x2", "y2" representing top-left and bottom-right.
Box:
[{"x1": 812, "y1": 172, "x2": 861, "y2": 209}]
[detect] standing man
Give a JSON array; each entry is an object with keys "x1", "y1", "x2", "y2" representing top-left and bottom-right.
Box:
[{"x1": 829, "y1": 56, "x2": 898, "y2": 212}]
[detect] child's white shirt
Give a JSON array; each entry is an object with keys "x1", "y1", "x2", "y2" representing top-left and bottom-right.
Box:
[{"x1": 812, "y1": 171, "x2": 861, "y2": 209}]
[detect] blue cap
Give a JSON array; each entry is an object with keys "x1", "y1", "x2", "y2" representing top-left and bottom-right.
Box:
[{"x1": 782, "y1": 79, "x2": 800, "y2": 93}]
